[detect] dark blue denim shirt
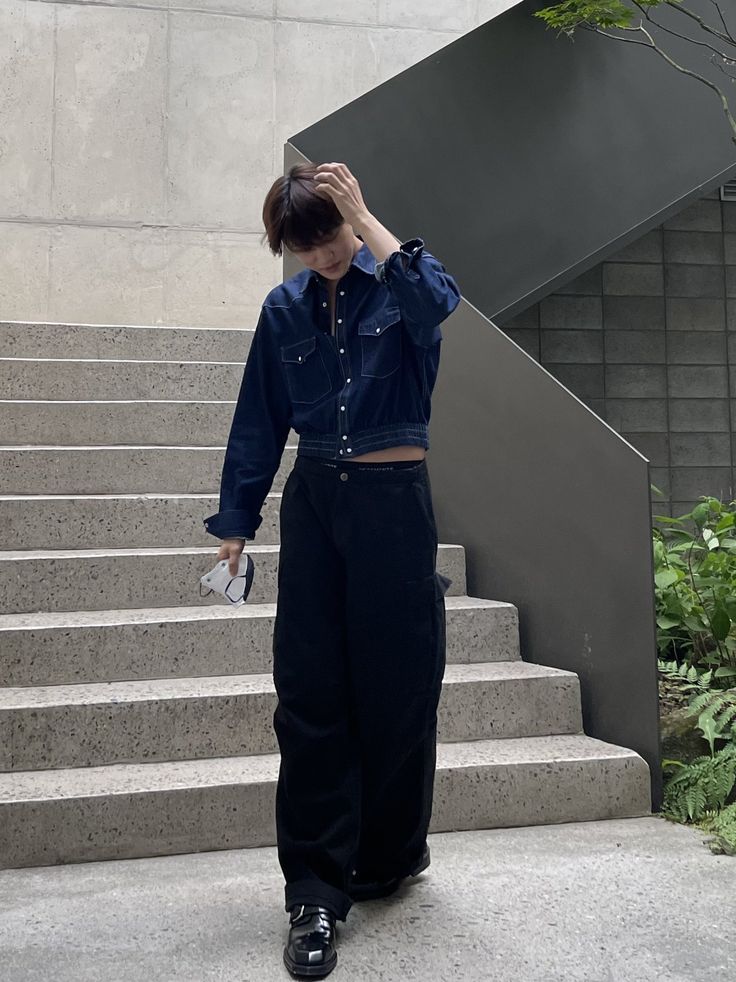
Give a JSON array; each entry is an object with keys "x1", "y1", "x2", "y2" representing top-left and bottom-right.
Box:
[{"x1": 203, "y1": 235, "x2": 462, "y2": 541}]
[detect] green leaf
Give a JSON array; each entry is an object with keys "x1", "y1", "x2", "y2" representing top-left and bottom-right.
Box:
[
  {"x1": 693, "y1": 503, "x2": 711, "y2": 524},
  {"x1": 711, "y1": 606, "x2": 731, "y2": 642},
  {"x1": 655, "y1": 569, "x2": 680, "y2": 589}
]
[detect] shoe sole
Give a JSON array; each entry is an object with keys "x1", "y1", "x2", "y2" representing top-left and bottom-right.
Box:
[
  {"x1": 283, "y1": 944, "x2": 338, "y2": 978},
  {"x1": 348, "y1": 843, "x2": 431, "y2": 901}
]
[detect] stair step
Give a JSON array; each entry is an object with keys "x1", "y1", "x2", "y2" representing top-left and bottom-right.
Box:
[
  {"x1": 0, "y1": 597, "x2": 521, "y2": 686},
  {"x1": 0, "y1": 357, "x2": 246, "y2": 400},
  {"x1": 0, "y1": 734, "x2": 652, "y2": 869},
  {"x1": 0, "y1": 319, "x2": 654, "y2": 875},
  {"x1": 0, "y1": 401, "x2": 297, "y2": 449},
  {"x1": 0, "y1": 543, "x2": 467, "y2": 614},
  {"x1": 0, "y1": 490, "x2": 285, "y2": 550},
  {"x1": 0, "y1": 320, "x2": 255, "y2": 362},
  {"x1": 0, "y1": 444, "x2": 298, "y2": 495},
  {"x1": 0, "y1": 661, "x2": 580, "y2": 772}
]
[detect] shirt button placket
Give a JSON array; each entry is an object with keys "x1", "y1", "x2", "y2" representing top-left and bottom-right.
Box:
[{"x1": 337, "y1": 288, "x2": 350, "y2": 456}]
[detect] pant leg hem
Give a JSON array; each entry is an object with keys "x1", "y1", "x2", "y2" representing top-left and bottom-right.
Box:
[{"x1": 285, "y1": 880, "x2": 352, "y2": 921}]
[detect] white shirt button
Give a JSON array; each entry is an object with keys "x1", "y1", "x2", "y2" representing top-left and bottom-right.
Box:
[
  {"x1": 346, "y1": 378, "x2": 351, "y2": 383},
  {"x1": 340, "y1": 290, "x2": 345, "y2": 296},
  {"x1": 375, "y1": 327, "x2": 380, "y2": 333},
  {"x1": 340, "y1": 405, "x2": 345, "y2": 411},
  {"x1": 339, "y1": 348, "x2": 344, "y2": 353},
  {"x1": 337, "y1": 319, "x2": 342, "y2": 324},
  {"x1": 347, "y1": 448, "x2": 352, "y2": 453},
  {"x1": 322, "y1": 301, "x2": 327, "y2": 307},
  {"x1": 342, "y1": 435, "x2": 347, "y2": 440}
]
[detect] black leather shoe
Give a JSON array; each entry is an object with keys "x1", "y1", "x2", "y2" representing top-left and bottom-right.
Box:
[
  {"x1": 283, "y1": 904, "x2": 338, "y2": 978},
  {"x1": 348, "y1": 842, "x2": 431, "y2": 901}
]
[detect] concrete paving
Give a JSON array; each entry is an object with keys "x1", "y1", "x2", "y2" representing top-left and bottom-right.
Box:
[{"x1": 1, "y1": 815, "x2": 733, "y2": 982}]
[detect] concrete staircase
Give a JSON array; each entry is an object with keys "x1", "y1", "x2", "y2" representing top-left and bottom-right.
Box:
[{"x1": 0, "y1": 319, "x2": 652, "y2": 870}]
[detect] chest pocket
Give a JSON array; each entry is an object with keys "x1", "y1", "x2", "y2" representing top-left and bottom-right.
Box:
[
  {"x1": 358, "y1": 305, "x2": 403, "y2": 379},
  {"x1": 280, "y1": 335, "x2": 332, "y2": 404}
]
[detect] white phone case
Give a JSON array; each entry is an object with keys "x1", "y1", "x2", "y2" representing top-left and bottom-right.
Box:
[{"x1": 199, "y1": 552, "x2": 255, "y2": 606}]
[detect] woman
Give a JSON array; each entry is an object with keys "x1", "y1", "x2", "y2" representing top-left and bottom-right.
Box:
[{"x1": 203, "y1": 161, "x2": 461, "y2": 978}]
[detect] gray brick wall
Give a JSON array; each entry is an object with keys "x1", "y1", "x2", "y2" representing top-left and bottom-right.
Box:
[{"x1": 499, "y1": 189, "x2": 736, "y2": 522}]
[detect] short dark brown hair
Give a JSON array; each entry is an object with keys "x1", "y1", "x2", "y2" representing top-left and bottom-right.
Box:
[{"x1": 261, "y1": 162, "x2": 345, "y2": 257}]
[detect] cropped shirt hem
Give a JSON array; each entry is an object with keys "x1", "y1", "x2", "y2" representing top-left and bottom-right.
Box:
[{"x1": 296, "y1": 423, "x2": 429, "y2": 460}]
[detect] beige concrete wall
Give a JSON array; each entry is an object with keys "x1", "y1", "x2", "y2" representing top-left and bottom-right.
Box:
[{"x1": 1, "y1": 0, "x2": 516, "y2": 327}]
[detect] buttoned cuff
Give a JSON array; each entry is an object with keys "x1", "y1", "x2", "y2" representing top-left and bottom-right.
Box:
[
  {"x1": 374, "y1": 237, "x2": 425, "y2": 283},
  {"x1": 203, "y1": 509, "x2": 261, "y2": 540}
]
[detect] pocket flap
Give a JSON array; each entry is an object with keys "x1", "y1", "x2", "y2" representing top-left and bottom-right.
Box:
[
  {"x1": 281, "y1": 335, "x2": 317, "y2": 363},
  {"x1": 358, "y1": 305, "x2": 402, "y2": 337}
]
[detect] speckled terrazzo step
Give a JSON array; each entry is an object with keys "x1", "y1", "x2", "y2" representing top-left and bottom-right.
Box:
[
  {"x1": 0, "y1": 320, "x2": 256, "y2": 362},
  {"x1": 0, "y1": 319, "x2": 653, "y2": 875},
  {"x1": 0, "y1": 358, "x2": 249, "y2": 400},
  {"x1": 0, "y1": 661, "x2": 582, "y2": 772},
  {"x1": 0, "y1": 490, "x2": 285, "y2": 550},
  {"x1": 0, "y1": 543, "x2": 467, "y2": 615},
  {"x1": 0, "y1": 444, "x2": 298, "y2": 495},
  {"x1": 2, "y1": 401, "x2": 298, "y2": 449},
  {"x1": 0, "y1": 597, "x2": 521, "y2": 686},
  {"x1": 0, "y1": 734, "x2": 652, "y2": 869}
]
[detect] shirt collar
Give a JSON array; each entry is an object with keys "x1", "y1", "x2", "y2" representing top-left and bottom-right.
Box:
[{"x1": 306, "y1": 239, "x2": 376, "y2": 289}]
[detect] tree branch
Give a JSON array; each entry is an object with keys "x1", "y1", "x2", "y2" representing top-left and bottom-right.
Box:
[
  {"x1": 629, "y1": 0, "x2": 736, "y2": 64},
  {"x1": 706, "y1": 0, "x2": 736, "y2": 46},
  {"x1": 589, "y1": 18, "x2": 736, "y2": 143},
  {"x1": 666, "y1": 0, "x2": 736, "y2": 47},
  {"x1": 711, "y1": 52, "x2": 736, "y2": 83}
]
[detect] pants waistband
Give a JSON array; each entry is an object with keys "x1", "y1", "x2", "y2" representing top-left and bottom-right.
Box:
[{"x1": 293, "y1": 454, "x2": 428, "y2": 484}]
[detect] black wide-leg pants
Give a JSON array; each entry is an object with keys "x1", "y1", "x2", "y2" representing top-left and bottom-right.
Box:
[{"x1": 271, "y1": 453, "x2": 452, "y2": 922}]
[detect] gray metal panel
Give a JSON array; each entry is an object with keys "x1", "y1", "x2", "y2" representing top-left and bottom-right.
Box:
[
  {"x1": 432, "y1": 294, "x2": 660, "y2": 793},
  {"x1": 288, "y1": 0, "x2": 736, "y2": 326}
]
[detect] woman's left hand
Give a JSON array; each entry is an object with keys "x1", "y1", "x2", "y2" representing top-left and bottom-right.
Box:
[{"x1": 313, "y1": 162, "x2": 371, "y2": 229}]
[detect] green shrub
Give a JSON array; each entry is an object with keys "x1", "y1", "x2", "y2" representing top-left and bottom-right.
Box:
[{"x1": 652, "y1": 492, "x2": 736, "y2": 854}]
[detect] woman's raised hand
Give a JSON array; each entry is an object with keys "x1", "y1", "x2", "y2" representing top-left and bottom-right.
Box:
[{"x1": 313, "y1": 162, "x2": 370, "y2": 229}]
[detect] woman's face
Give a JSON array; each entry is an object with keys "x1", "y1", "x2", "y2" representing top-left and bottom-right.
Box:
[{"x1": 290, "y1": 223, "x2": 361, "y2": 280}]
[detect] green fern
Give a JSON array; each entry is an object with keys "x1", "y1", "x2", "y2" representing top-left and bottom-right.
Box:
[
  {"x1": 659, "y1": 682, "x2": 736, "y2": 853},
  {"x1": 687, "y1": 688, "x2": 736, "y2": 748},
  {"x1": 658, "y1": 657, "x2": 712, "y2": 690},
  {"x1": 662, "y1": 744, "x2": 736, "y2": 822},
  {"x1": 698, "y1": 802, "x2": 736, "y2": 855}
]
